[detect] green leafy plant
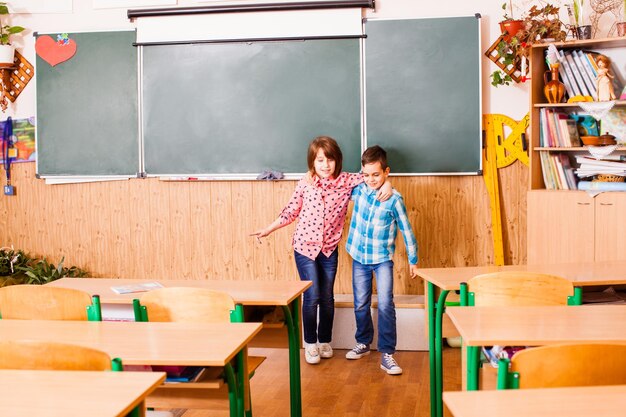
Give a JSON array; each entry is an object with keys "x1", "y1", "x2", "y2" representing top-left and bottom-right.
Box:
[
  {"x1": 490, "y1": 3, "x2": 567, "y2": 87},
  {"x1": 16, "y1": 256, "x2": 88, "y2": 285},
  {"x1": 0, "y1": 2, "x2": 24, "y2": 46},
  {"x1": 0, "y1": 247, "x2": 28, "y2": 277},
  {"x1": 572, "y1": 0, "x2": 584, "y2": 26}
]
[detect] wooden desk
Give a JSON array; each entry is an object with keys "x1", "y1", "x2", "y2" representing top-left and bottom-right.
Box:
[
  {"x1": 0, "y1": 320, "x2": 261, "y2": 417},
  {"x1": 47, "y1": 278, "x2": 310, "y2": 417},
  {"x1": 416, "y1": 261, "x2": 626, "y2": 417},
  {"x1": 0, "y1": 370, "x2": 165, "y2": 417},
  {"x1": 443, "y1": 385, "x2": 626, "y2": 417}
]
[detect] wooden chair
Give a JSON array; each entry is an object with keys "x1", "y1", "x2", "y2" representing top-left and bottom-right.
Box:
[
  {"x1": 498, "y1": 343, "x2": 626, "y2": 389},
  {"x1": 133, "y1": 287, "x2": 265, "y2": 417},
  {"x1": 458, "y1": 271, "x2": 581, "y2": 390},
  {"x1": 0, "y1": 284, "x2": 102, "y2": 320},
  {"x1": 461, "y1": 271, "x2": 579, "y2": 307},
  {"x1": 0, "y1": 339, "x2": 121, "y2": 371}
]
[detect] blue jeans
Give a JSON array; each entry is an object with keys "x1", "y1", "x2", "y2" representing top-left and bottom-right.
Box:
[
  {"x1": 352, "y1": 259, "x2": 396, "y2": 354},
  {"x1": 294, "y1": 249, "x2": 338, "y2": 344}
]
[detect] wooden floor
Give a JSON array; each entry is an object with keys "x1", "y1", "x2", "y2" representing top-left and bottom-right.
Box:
[{"x1": 180, "y1": 347, "x2": 461, "y2": 417}]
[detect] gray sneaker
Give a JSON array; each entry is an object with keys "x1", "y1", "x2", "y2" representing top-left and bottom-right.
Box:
[
  {"x1": 345, "y1": 343, "x2": 370, "y2": 359},
  {"x1": 380, "y1": 353, "x2": 402, "y2": 375}
]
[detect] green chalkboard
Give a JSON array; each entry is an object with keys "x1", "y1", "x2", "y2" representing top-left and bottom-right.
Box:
[
  {"x1": 365, "y1": 17, "x2": 481, "y2": 174},
  {"x1": 36, "y1": 31, "x2": 138, "y2": 176},
  {"x1": 141, "y1": 39, "x2": 361, "y2": 175}
]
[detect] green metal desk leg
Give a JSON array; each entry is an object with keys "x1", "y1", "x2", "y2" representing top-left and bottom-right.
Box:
[
  {"x1": 225, "y1": 363, "x2": 242, "y2": 417},
  {"x1": 434, "y1": 290, "x2": 450, "y2": 417},
  {"x1": 282, "y1": 296, "x2": 302, "y2": 417},
  {"x1": 466, "y1": 345, "x2": 480, "y2": 390},
  {"x1": 427, "y1": 282, "x2": 437, "y2": 417}
]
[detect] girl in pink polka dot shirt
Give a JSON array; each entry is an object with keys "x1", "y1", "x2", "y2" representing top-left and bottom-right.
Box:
[{"x1": 251, "y1": 136, "x2": 391, "y2": 365}]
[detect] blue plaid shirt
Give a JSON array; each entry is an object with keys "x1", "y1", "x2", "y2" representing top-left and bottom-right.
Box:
[{"x1": 346, "y1": 183, "x2": 418, "y2": 265}]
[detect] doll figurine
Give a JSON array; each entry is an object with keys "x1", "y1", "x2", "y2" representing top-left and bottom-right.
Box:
[{"x1": 596, "y1": 55, "x2": 616, "y2": 101}]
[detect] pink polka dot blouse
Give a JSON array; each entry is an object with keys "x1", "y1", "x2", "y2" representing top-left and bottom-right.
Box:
[{"x1": 279, "y1": 172, "x2": 363, "y2": 260}]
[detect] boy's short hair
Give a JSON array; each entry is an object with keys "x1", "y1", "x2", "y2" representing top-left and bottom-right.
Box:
[
  {"x1": 361, "y1": 145, "x2": 388, "y2": 170},
  {"x1": 307, "y1": 136, "x2": 343, "y2": 178}
]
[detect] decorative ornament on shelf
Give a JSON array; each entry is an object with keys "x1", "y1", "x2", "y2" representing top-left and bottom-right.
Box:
[
  {"x1": 486, "y1": 2, "x2": 567, "y2": 87},
  {"x1": 543, "y1": 44, "x2": 566, "y2": 103},
  {"x1": 0, "y1": 1, "x2": 25, "y2": 113}
]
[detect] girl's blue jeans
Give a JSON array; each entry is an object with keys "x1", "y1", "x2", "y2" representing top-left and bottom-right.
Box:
[
  {"x1": 352, "y1": 259, "x2": 396, "y2": 354},
  {"x1": 294, "y1": 249, "x2": 338, "y2": 344}
]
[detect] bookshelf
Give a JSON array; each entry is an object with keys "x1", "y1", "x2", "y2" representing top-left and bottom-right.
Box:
[{"x1": 527, "y1": 37, "x2": 626, "y2": 264}]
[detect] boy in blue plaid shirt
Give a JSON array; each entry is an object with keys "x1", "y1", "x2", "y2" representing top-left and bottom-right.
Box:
[{"x1": 345, "y1": 145, "x2": 418, "y2": 375}]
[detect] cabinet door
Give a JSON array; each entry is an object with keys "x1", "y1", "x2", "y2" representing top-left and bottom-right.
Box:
[
  {"x1": 595, "y1": 192, "x2": 626, "y2": 261},
  {"x1": 527, "y1": 191, "x2": 595, "y2": 264}
]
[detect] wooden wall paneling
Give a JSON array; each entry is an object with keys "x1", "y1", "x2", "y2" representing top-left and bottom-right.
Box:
[
  {"x1": 208, "y1": 182, "x2": 234, "y2": 280},
  {"x1": 13, "y1": 164, "x2": 32, "y2": 250},
  {"x1": 148, "y1": 178, "x2": 171, "y2": 278},
  {"x1": 0, "y1": 171, "x2": 7, "y2": 243},
  {"x1": 473, "y1": 174, "x2": 495, "y2": 266},
  {"x1": 67, "y1": 182, "x2": 91, "y2": 272},
  {"x1": 128, "y1": 178, "x2": 152, "y2": 279},
  {"x1": 390, "y1": 178, "x2": 413, "y2": 292},
  {"x1": 231, "y1": 181, "x2": 255, "y2": 280},
  {"x1": 189, "y1": 181, "x2": 213, "y2": 280},
  {"x1": 500, "y1": 161, "x2": 527, "y2": 265},
  {"x1": 107, "y1": 180, "x2": 131, "y2": 278},
  {"x1": 167, "y1": 181, "x2": 192, "y2": 279},
  {"x1": 448, "y1": 176, "x2": 476, "y2": 267},
  {"x1": 87, "y1": 182, "x2": 113, "y2": 276},
  {"x1": 272, "y1": 180, "x2": 297, "y2": 282},
  {"x1": 252, "y1": 181, "x2": 277, "y2": 281},
  {"x1": 517, "y1": 163, "x2": 528, "y2": 264},
  {"x1": 47, "y1": 181, "x2": 70, "y2": 263},
  {"x1": 398, "y1": 177, "x2": 422, "y2": 295}
]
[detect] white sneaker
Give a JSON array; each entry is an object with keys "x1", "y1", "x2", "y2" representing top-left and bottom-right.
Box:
[
  {"x1": 380, "y1": 353, "x2": 402, "y2": 375},
  {"x1": 318, "y1": 343, "x2": 333, "y2": 358},
  {"x1": 304, "y1": 343, "x2": 320, "y2": 364}
]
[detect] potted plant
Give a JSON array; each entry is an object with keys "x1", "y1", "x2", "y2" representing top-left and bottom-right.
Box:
[
  {"x1": 500, "y1": 0, "x2": 524, "y2": 41},
  {"x1": 0, "y1": 2, "x2": 24, "y2": 65},
  {"x1": 490, "y1": 3, "x2": 567, "y2": 87},
  {"x1": 572, "y1": 0, "x2": 591, "y2": 39}
]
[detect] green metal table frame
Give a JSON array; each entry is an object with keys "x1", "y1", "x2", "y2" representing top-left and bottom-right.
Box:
[{"x1": 427, "y1": 282, "x2": 583, "y2": 417}]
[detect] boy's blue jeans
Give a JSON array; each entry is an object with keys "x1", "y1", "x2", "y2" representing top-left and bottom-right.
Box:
[
  {"x1": 294, "y1": 249, "x2": 338, "y2": 344},
  {"x1": 352, "y1": 259, "x2": 396, "y2": 354}
]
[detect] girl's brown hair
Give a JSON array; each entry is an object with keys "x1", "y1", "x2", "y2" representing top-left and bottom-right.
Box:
[{"x1": 307, "y1": 136, "x2": 343, "y2": 178}]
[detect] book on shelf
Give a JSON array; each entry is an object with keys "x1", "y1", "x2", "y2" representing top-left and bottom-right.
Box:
[
  {"x1": 578, "y1": 180, "x2": 626, "y2": 191},
  {"x1": 565, "y1": 119, "x2": 581, "y2": 147},
  {"x1": 558, "y1": 50, "x2": 582, "y2": 97},
  {"x1": 110, "y1": 281, "x2": 163, "y2": 295},
  {"x1": 559, "y1": 153, "x2": 578, "y2": 189},
  {"x1": 565, "y1": 51, "x2": 590, "y2": 97},
  {"x1": 571, "y1": 50, "x2": 597, "y2": 100},
  {"x1": 539, "y1": 151, "x2": 557, "y2": 189}
]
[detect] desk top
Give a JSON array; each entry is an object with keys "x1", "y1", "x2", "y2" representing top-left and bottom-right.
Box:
[
  {"x1": 416, "y1": 261, "x2": 626, "y2": 290},
  {"x1": 0, "y1": 320, "x2": 262, "y2": 366},
  {"x1": 48, "y1": 278, "x2": 312, "y2": 305},
  {"x1": 443, "y1": 385, "x2": 626, "y2": 417},
  {"x1": 445, "y1": 305, "x2": 626, "y2": 346},
  {"x1": 0, "y1": 370, "x2": 165, "y2": 417}
]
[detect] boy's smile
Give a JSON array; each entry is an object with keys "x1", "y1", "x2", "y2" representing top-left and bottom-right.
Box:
[{"x1": 362, "y1": 161, "x2": 390, "y2": 191}]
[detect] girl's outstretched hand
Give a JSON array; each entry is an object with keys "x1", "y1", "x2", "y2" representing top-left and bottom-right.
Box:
[
  {"x1": 250, "y1": 228, "x2": 270, "y2": 242},
  {"x1": 376, "y1": 180, "x2": 393, "y2": 201}
]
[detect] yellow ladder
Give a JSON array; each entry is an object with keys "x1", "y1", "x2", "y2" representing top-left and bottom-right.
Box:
[{"x1": 482, "y1": 113, "x2": 529, "y2": 266}]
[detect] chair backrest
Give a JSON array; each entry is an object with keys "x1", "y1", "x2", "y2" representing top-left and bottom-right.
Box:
[
  {"x1": 467, "y1": 271, "x2": 574, "y2": 306},
  {"x1": 137, "y1": 287, "x2": 235, "y2": 323},
  {"x1": 500, "y1": 343, "x2": 626, "y2": 389},
  {"x1": 0, "y1": 340, "x2": 116, "y2": 371},
  {"x1": 0, "y1": 284, "x2": 101, "y2": 320}
]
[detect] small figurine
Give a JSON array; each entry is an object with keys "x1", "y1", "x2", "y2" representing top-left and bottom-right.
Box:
[{"x1": 596, "y1": 55, "x2": 616, "y2": 101}]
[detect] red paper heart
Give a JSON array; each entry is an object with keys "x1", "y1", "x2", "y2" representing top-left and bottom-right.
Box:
[{"x1": 35, "y1": 35, "x2": 77, "y2": 66}]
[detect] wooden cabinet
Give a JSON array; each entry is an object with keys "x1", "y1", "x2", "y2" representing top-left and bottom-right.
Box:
[{"x1": 527, "y1": 38, "x2": 626, "y2": 263}]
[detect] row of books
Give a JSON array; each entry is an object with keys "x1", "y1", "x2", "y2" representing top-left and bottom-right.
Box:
[
  {"x1": 540, "y1": 151, "x2": 578, "y2": 190},
  {"x1": 575, "y1": 155, "x2": 626, "y2": 177},
  {"x1": 557, "y1": 49, "x2": 601, "y2": 100},
  {"x1": 538, "y1": 108, "x2": 581, "y2": 147}
]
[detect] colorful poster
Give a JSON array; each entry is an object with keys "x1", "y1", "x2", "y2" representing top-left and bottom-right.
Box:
[{"x1": 0, "y1": 117, "x2": 36, "y2": 164}]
